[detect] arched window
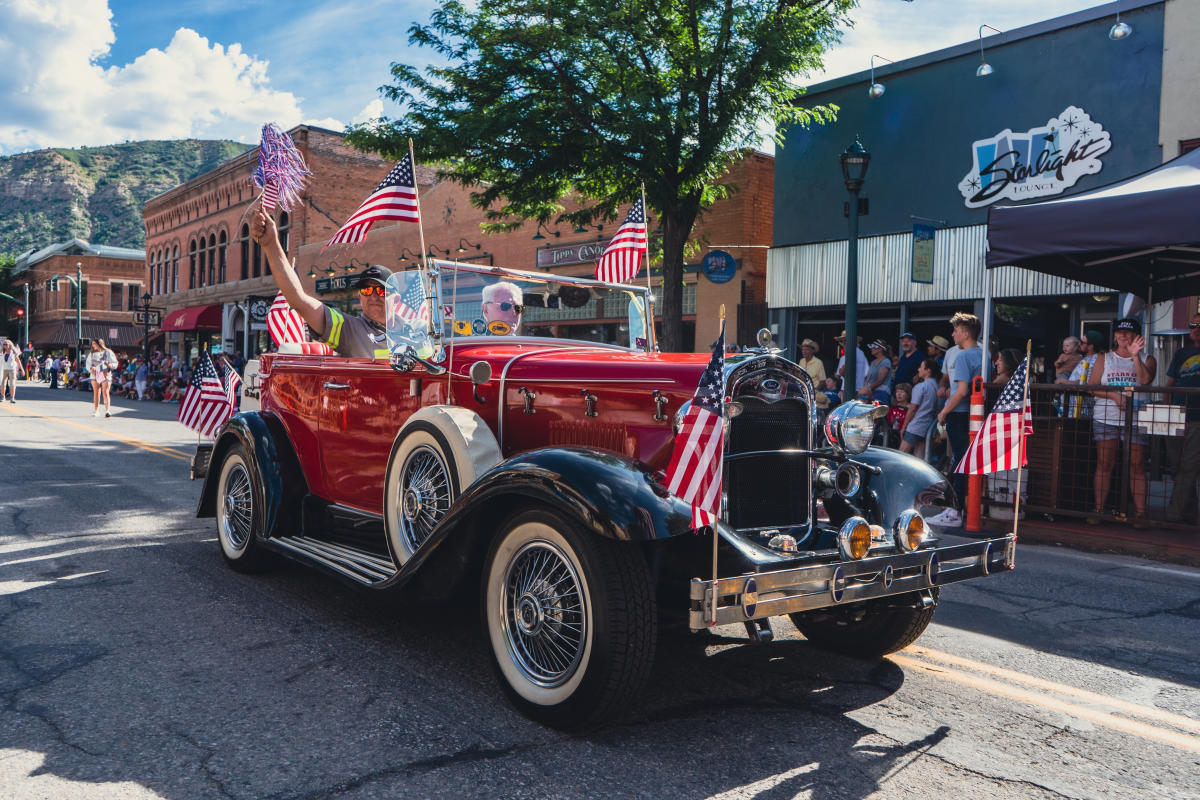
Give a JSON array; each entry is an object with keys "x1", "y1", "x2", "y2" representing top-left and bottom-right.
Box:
[
  {"x1": 218, "y1": 231, "x2": 227, "y2": 283},
  {"x1": 198, "y1": 239, "x2": 207, "y2": 288},
  {"x1": 207, "y1": 234, "x2": 217, "y2": 285},
  {"x1": 252, "y1": 238, "x2": 262, "y2": 278},
  {"x1": 239, "y1": 225, "x2": 250, "y2": 280},
  {"x1": 189, "y1": 239, "x2": 198, "y2": 289},
  {"x1": 172, "y1": 246, "x2": 180, "y2": 292},
  {"x1": 274, "y1": 211, "x2": 289, "y2": 277}
]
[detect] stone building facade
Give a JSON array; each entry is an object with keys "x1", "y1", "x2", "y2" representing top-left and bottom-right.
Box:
[
  {"x1": 7, "y1": 239, "x2": 146, "y2": 357},
  {"x1": 143, "y1": 125, "x2": 773, "y2": 356}
]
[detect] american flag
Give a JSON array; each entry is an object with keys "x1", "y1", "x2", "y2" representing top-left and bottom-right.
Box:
[
  {"x1": 178, "y1": 351, "x2": 234, "y2": 439},
  {"x1": 326, "y1": 154, "x2": 421, "y2": 247},
  {"x1": 222, "y1": 358, "x2": 242, "y2": 410},
  {"x1": 594, "y1": 195, "x2": 647, "y2": 284},
  {"x1": 260, "y1": 182, "x2": 280, "y2": 211},
  {"x1": 664, "y1": 322, "x2": 726, "y2": 530},
  {"x1": 267, "y1": 292, "x2": 307, "y2": 347},
  {"x1": 388, "y1": 275, "x2": 430, "y2": 326},
  {"x1": 956, "y1": 355, "x2": 1033, "y2": 474}
]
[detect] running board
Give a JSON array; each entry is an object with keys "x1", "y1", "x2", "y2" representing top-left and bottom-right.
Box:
[{"x1": 272, "y1": 536, "x2": 397, "y2": 585}]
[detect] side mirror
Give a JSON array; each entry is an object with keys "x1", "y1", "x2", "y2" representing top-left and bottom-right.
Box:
[{"x1": 469, "y1": 360, "x2": 492, "y2": 404}]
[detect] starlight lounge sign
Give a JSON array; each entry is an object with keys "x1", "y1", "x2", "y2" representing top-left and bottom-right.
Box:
[{"x1": 958, "y1": 106, "x2": 1111, "y2": 209}]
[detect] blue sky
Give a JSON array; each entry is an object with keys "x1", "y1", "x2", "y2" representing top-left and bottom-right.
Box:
[{"x1": 0, "y1": 0, "x2": 1111, "y2": 155}]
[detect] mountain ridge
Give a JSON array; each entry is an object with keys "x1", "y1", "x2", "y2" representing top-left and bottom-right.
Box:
[{"x1": 0, "y1": 139, "x2": 251, "y2": 256}]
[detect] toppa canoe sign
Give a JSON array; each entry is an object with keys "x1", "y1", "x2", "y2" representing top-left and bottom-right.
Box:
[{"x1": 958, "y1": 106, "x2": 1111, "y2": 209}]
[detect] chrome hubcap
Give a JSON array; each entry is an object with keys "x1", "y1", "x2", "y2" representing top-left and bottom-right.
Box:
[
  {"x1": 502, "y1": 541, "x2": 586, "y2": 687},
  {"x1": 220, "y1": 463, "x2": 253, "y2": 552},
  {"x1": 397, "y1": 445, "x2": 451, "y2": 551}
]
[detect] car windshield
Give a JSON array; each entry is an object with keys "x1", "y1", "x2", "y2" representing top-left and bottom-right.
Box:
[{"x1": 385, "y1": 261, "x2": 654, "y2": 355}]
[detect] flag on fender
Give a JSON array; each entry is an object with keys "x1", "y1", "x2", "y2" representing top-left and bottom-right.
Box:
[
  {"x1": 664, "y1": 322, "x2": 726, "y2": 530},
  {"x1": 955, "y1": 355, "x2": 1033, "y2": 474},
  {"x1": 267, "y1": 292, "x2": 307, "y2": 347},
  {"x1": 179, "y1": 350, "x2": 234, "y2": 439}
]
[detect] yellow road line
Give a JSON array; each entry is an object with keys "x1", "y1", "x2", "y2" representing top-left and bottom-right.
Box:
[
  {"x1": 908, "y1": 646, "x2": 1200, "y2": 735},
  {"x1": 0, "y1": 403, "x2": 192, "y2": 462},
  {"x1": 890, "y1": 653, "x2": 1200, "y2": 754}
]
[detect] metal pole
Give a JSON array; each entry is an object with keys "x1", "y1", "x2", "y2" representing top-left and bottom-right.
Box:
[
  {"x1": 23, "y1": 283, "x2": 29, "y2": 348},
  {"x1": 845, "y1": 187, "x2": 860, "y2": 399},
  {"x1": 981, "y1": 267, "x2": 993, "y2": 382},
  {"x1": 75, "y1": 262, "x2": 82, "y2": 369},
  {"x1": 143, "y1": 296, "x2": 151, "y2": 365}
]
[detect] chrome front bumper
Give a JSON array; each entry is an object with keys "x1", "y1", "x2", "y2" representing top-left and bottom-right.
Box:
[{"x1": 688, "y1": 534, "x2": 1015, "y2": 630}]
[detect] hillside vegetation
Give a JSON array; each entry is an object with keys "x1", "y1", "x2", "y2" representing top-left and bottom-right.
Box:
[{"x1": 0, "y1": 139, "x2": 250, "y2": 255}]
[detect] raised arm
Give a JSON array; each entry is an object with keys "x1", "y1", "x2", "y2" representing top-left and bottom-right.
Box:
[{"x1": 250, "y1": 206, "x2": 328, "y2": 337}]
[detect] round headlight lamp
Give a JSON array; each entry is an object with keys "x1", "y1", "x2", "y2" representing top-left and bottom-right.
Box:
[
  {"x1": 893, "y1": 509, "x2": 926, "y2": 552},
  {"x1": 837, "y1": 516, "x2": 872, "y2": 560},
  {"x1": 824, "y1": 401, "x2": 889, "y2": 454}
]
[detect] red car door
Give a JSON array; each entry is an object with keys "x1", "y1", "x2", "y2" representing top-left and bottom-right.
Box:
[{"x1": 317, "y1": 358, "x2": 420, "y2": 512}]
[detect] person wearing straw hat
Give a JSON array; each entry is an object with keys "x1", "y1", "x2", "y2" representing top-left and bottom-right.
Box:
[
  {"x1": 926, "y1": 335, "x2": 950, "y2": 366},
  {"x1": 834, "y1": 330, "x2": 868, "y2": 400},
  {"x1": 797, "y1": 338, "x2": 828, "y2": 408}
]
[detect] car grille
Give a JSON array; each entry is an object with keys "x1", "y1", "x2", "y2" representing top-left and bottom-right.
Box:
[{"x1": 725, "y1": 397, "x2": 810, "y2": 530}]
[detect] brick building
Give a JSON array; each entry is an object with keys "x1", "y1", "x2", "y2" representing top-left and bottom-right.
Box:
[
  {"x1": 7, "y1": 239, "x2": 146, "y2": 357},
  {"x1": 143, "y1": 125, "x2": 773, "y2": 355}
]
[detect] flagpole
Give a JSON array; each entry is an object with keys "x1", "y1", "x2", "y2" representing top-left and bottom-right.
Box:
[
  {"x1": 1010, "y1": 339, "x2": 1033, "y2": 539},
  {"x1": 641, "y1": 184, "x2": 657, "y2": 352},
  {"x1": 710, "y1": 303, "x2": 725, "y2": 626},
  {"x1": 408, "y1": 139, "x2": 436, "y2": 338}
]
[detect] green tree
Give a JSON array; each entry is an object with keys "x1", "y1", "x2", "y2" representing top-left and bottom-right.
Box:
[
  {"x1": 0, "y1": 253, "x2": 18, "y2": 341},
  {"x1": 349, "y1": 0, "x2": 854, "y2": 351}
]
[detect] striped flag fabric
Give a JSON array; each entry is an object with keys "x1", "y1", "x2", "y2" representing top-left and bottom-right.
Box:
[
  {"x1": 267, "y1": 292, "x2": 307, "y2": 347},
  {"x1": 178, "y1": 351, "x2": 234, "y2": 439},
  {"x1": 388, "y1": 275, "x2": 430, "y2": 326},
  {"x1": 955, "y1": 355, "x2": 1033, "y2": 474},
  {"x1": 223, "y1": 358, "x2": 242, "y2": 410},
  {"x1": 664, "y1": 322, "x2": 726, "y2": 530},
  {"x1": 260, "y1": 182, "x2": 280, "y2": 211},
  {"x1": 594, "y1": 195, "x2": 647, "y2": 284},
  {"x1": 325, "y1": 154, "x2": 420, "y2": 248}
]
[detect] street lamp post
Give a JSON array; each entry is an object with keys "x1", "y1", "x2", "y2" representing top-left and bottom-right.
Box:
[
  {"x1": 23, "y1": 283, "x2": 29, "y2": 348},
  {"x1": 141, "y1": 293, "x2": 152, "y2": 364},
  {"x1": 74, "y1": 261, "x2": 82, "y2": 369},
  {"x1": 840, "y1": 138, "x2": 871, "y2": 400}
]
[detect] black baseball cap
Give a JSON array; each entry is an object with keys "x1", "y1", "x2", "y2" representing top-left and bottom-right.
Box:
[
  {"x1": 354, "y1": 265, "x2": 393, "y2": 288},
  {"x1": 1114, "y1": 317, "x2": 1142, "y2": 335}
]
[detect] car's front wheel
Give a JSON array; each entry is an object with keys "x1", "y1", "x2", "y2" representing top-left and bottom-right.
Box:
[
  {"x1": 790, "y1": 589, "x2": 938, "y2": 658},
  {"x1": 215, "y1": 445, "x2": 273, "y2": 573},
  {"x1": 482, "y1": 507, "x2": 656, "y2": 730}
]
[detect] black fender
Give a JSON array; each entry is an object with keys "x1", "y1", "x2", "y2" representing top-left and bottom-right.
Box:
[
  {"x1": 824, "y1": 447, "x2": 956, "y2": 530},
  {"x1": 393, "y1": 446, "x2": 696, "y2": 588},
  {"x1": 195, "y1": 412, "x2": 307, "y2": 539}
]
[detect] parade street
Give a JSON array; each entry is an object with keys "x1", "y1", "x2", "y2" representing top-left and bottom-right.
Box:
[{"x1": 0, "y1": 384, "x2": 1197, "y2": 800}]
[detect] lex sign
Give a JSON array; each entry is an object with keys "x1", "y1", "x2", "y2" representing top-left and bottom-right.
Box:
[{"x1": 958, "y1": 106, "x2": 1110, "y2": 209}]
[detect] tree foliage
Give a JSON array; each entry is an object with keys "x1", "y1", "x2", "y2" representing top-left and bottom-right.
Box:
[{"x1": 349, "y1": 0, "x2": 855, "y2": 351}]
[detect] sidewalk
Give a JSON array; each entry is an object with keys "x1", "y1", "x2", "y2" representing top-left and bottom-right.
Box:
[{"x1": 982, "y1": 515, "x2": 1200, "y2": 567}]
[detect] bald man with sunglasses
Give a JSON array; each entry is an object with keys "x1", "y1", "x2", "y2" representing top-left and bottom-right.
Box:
[{"x1": 252, "y1": 207, "x2": 392, "y2": 359}]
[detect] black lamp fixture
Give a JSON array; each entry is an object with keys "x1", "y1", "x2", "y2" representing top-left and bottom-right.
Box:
[
  {"x1": 1109, "y1": 0, "x2": 1132, "y2": 40},
  {"x1": 868, "y1": 54, "x2": 893, "y2": 98},
  {"x1": 346, "y1": 257, "x2": 368, "y2": 273},
  {"x1": 976, "y1": 24, "x2": 1003, "y2": 77},
  {"x1": 531, "y1": 223, "x2": 561, "y2": 241},
  {"x1": 397, "y1": 247, "x2": 423, "y2": 263},
  {"x1": 571, "y1": 221, "x2": 606, "y2": 235},
  {"x1": 455, "y1": 238, "x2": 481, "y2": 254},
  {"x1": 427, "y1": 245, "x2": 450, "y2": 259},
  {"x1": 324, "y1": 261, "x2": 338, "y2": 276},
  {"x1": 307, "y1": 266, "x2": 317, "y2": 279},
  {"x1": 840, "y1": 137, "x2": 871, "y2": 193}
]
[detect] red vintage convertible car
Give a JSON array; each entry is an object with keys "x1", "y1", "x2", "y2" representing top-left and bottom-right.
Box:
[{"x1": 195, "y1": 261, "x2": 1014, "y2": 728}]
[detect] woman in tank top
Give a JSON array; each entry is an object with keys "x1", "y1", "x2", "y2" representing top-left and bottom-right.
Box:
[{"x1": 1086, "y1": 318, "x2": 1157, "y2": 526}]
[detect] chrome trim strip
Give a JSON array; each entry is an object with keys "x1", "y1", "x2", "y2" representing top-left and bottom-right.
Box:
[
  {"x1": 273, "y1": 536, "x2": 397, "y2": 584},
  {"x1": 687, "y1": 535, "x2": 1014, "y2": 630}
]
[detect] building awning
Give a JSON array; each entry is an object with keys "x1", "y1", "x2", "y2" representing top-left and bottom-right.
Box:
[
  {"x1": 161, "y1": 304, "x2": 222, "y2": 332},
  {"x1": 29, "y1": 321, "x2": 145, "y2": 349}
]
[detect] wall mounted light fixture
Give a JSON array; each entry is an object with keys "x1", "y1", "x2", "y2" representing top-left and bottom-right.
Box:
[
  {"x1": 455, "y1": 238, "x2": 481, "y2": 254},
  {"x1": 1109, "y1": 1, "x2": 1132, "y2": 40},
  {"x1": 397, "y1": 247, "x2": 423, "y2": 263},
  {"x1": 976, "y1": 24, "x2": 1003, "y2": 77},
  {"x1": 531, "y1": 223, "x2": 561, "y2": 241},
  {"x1": 868, "y1": 54, "x2": 894, "y2": 98}
]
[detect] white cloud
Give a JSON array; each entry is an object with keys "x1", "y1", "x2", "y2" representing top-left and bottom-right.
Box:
[
  {"x1": 352, "y1": 99, "x2": 384, "y2": 126},
  {"x1": 0, "y1": 0, "x2": 301, "y2": 153},
  {"x1": 303, "y1": 116, "x2": 347, "y2": 132}
]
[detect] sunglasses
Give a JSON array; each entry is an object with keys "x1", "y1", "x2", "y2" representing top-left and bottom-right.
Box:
[
  {"x1": 358, "y1": 285, "x2": 386, "y2": 297},
  {"x1": 1190, "y1": 322, "x2": 1200, "y2": 329},
  {"x1": 485, "y1": 301, "x2": 523, "y2": 313}
]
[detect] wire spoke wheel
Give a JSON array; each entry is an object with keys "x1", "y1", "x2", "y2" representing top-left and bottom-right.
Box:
[
  {"x1": 501, "y1": 541, "x2": 587, "y2": 687},
  {"x1": 397, "y1": 444, "x2": 452, "y2": 552},
  {"x1": 220, "y1": 463, "x2": 254, "y2": 552}
]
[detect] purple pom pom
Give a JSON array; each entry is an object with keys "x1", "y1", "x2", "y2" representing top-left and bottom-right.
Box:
[{"x1": 251, "y1": 123, "x2": 311, "y2": 212}]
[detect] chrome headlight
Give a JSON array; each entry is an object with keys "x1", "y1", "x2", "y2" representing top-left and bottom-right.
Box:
[{"x1": 824, "y1": 401, "x2": 889, "y2": 454}]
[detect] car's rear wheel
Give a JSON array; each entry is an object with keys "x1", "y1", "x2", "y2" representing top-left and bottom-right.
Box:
[
  {"x1": 482, "y1": 507, "x2": 656, "y2": 730},
  {"x1": 215, "y1": 445, "x2": 273, "y2": 573},
  {"x1": 789, "y1": 589, "x2": 938, "y2": 658}
]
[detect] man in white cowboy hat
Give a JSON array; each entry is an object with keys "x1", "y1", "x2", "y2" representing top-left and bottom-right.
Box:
[
  {"x1": 834, "y1": 329, "x2": 868, "y2": 400},
  {"x1": 797, "y1": 338, "x2": 828, "y2": 408}
]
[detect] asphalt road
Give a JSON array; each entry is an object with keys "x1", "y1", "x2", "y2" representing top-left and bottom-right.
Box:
[{"x1": 2, "y1": 382, "x2": 1198, "y2": 800}]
